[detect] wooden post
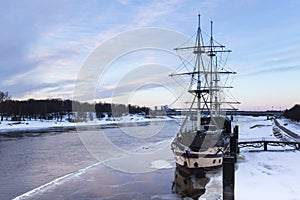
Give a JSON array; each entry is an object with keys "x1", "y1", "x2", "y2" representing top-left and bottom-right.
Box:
[
  {"x1": 230, "y1": 125, "x2": 239, "y2": 162},
  {"x1": 234, "y1": 125, "x2": 239, "y2": 154},
  {"x1": 234, "y1": 125, "x2": 239, "y2": 141},
  {"x1": 230, "y1": 133, "x2": 237, "y2": 162},
  {"x1": 264, "y1": 142, "x2": 268, "y2": 151},
  {"x1": 223, "y1": 156, "x2": 235, "y2": 200}
]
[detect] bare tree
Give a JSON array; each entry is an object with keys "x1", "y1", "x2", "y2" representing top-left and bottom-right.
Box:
[
  {"x1": 0, "y1": 91, "x2": 11, "y2": 102},
  {"x1": 0, "y1": 91, "x2": 11, "y2": 121}
]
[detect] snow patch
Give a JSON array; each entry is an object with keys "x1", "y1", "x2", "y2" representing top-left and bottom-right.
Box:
[{"x1": 150, "y1": 160, "x2": 172, "y2": 169}]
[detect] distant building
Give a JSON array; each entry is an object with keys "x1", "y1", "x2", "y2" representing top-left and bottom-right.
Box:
[
  {"x1": 283, "y1": 104, "x2": 300, "y2": 121},
  {"x1": 161, "y1": 105, "x2": 169, "y2": 111}
]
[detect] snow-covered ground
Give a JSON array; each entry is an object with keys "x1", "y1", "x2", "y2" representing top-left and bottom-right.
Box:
[
  {"x1": 0, "y1": 114, "x2": 172, "y2": 133},
  {"x1": 0, "y1": 120, "x2": 75, "y2": 133},
  {"x1": 276, "y1": 117, "x2": 300, "y2": 136},
  {"x1": 201, "y1": 115, "x2": 300, "y2": 200},
  {"x1": 236, "y1": 151, "x2": 300, "y2": 200}
]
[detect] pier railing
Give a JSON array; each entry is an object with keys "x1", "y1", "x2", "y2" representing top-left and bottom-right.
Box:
[{"x1": 238, "y1": 138, "x2": 300, "y2": 151}]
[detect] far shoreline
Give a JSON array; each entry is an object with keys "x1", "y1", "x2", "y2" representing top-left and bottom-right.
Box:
[{"x1": 0, "y1": 116, "x2": 176, "y2": 137}]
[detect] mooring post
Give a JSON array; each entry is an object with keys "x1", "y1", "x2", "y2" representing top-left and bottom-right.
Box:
[
  {"x1": 230, "y1": 134, "x2": 236, "y2": 162},
  {"x1": 234, "y1": 125, "x2": 239, "y2": 141},
  {"x1": 230, "y1": 126, "x2": 238, "y2": 162},
  {"x1": 264, "y1": 142, "x2": 268, "y2": 151},
  {"x1": 223, "y1": 156, "x2": 235, "y2": 200},
  {"x1": 234, "y1": 125, "x2": 239, "y2": 154}
]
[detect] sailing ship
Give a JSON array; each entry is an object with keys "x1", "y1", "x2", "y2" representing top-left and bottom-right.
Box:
[{"x1": 171, "y1": 15, "x2": 239, "y2": 169}]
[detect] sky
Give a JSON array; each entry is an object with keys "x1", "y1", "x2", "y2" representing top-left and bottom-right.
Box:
[{"x1": 1, "y1": 0, "x2": 300, "y2": 111}]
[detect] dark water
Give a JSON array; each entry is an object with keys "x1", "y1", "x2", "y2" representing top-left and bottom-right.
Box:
[
  {"x1": 0, "y1": 120, "x2": 209, "y2": 200},
  {"x1": 0, "y1": 131, "x2": 96, "y2": 200}
]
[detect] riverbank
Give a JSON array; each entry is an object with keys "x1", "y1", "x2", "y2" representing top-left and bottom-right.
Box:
[{"x1": 0, "y1": 115, "x2": 177, "y2": 136}]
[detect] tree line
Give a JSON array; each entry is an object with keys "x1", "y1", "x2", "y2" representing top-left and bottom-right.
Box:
[
  {"x1": 283, "y1": 104, "x2": 300, "y2": 121},
  {"x1": 0, "y1": 91, "x2": 150, "y2": 121}
]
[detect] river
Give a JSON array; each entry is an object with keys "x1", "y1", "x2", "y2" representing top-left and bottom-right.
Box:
[{"x1": 1, "y1": 120, "x2": 204, "y2": 200}]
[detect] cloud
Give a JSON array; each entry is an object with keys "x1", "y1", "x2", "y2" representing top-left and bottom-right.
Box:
[
  {"x1": 3, "y1": 0, "x2": 298, "y2": 111},
  {"x1": 6, "y1": 79, "x2": 75, "y2": 100},
  {"x1": 238, "y1": 42, "x2": 300, "y2": 77},
  {"x1": 0, "y1": 1, "x2": 75, "y2": 94},
  {"x1": 0, "y1": 1, "x2": 73, "y2": 70},
  {"x1": 0, "y1": 1, "x2": 98, "y2": 99},
  {"x1": 0, "y1": 0, "x2": 187, "y2": 101},
  {"x1": 132, "y1": 0, "x2": 183, "y2": 26},
  {"x1": 244, "y1": 65, "x2": 300, "y2": 77}
]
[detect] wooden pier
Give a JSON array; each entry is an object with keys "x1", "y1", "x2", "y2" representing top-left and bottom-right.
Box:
[
  {"x1": 238, "y1": 139, "x2": 300, "y2": 151},
  {"x1": 238, "y1": 118, "x2": 300, "y2": 151}
]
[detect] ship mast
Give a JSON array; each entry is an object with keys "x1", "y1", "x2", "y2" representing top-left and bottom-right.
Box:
[
  {"x1": 171, "y1": 15, "x2": 238, "y2": 132},
  {"x1": 196, "y1": 14, "x2": 202, "y2": 132},
  {"x1": 209, "y1": 21, "x2": 214, "y2": 115}
]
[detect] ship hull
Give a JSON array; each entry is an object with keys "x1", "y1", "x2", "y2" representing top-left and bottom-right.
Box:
[{"x1": 173, "y1": 146, "x2": 225, "y2": 169}]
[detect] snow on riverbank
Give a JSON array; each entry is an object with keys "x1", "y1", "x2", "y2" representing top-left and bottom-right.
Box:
[
  {"x1": 276, "y1": 117, "x2": 300, "y2": 136},
  {"x1": 201, "y1": 115, "x2": 300, "y2": 200},
  {"x1": 0, "y1": 120, "x2": 74, "y2": 133},
  {"x1": 0, "y1": 115, "x2": 173, "y2": 134}
]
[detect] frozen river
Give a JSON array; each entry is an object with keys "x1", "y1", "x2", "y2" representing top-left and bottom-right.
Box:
[
  {"x1": 0, "y1": 120, "x2": 181, "y2": 200},
  {"x1": 1, "y1": 116, "x2": 300, "y2": 200}
]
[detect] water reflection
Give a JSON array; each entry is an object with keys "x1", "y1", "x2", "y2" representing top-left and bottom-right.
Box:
[{"x1": 172, "y1": 165, "x2": 209, "y2": 200}]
